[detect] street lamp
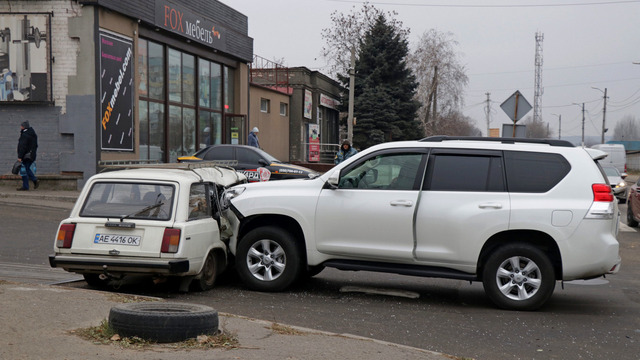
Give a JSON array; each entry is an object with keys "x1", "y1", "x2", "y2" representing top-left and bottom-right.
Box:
[
  {"x1": 591, "y1": 87, "x2": 608, "y2": 144},
  {"x1": 551, "y1": 113, "x2": 561, "y2": 139}
]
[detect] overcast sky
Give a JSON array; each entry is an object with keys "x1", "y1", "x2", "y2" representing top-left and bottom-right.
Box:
[{"x1": 226, "y1": 0, "x2": 640, "y2": 141}]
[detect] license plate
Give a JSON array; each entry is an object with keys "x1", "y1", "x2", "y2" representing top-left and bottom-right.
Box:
[{"x1": 94, "y1": 233, "x2": 141, "y2": 246}]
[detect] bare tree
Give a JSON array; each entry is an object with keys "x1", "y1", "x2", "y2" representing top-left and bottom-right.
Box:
[
  {"x1": 522, "y1": 116, "x2": 552, "y2": 139},
  {"x1": 613, "y1": 115, "x2": 640, "y2": 141},
  {"x1": 408, "y1": 30, "x2": 468, "y2": 136},
  {"x1": 434, "y1": 110, "x2": 482, "y2": 136},
  {"x1": 321, "y1": 2, "x2": 407, "y2": 77}
]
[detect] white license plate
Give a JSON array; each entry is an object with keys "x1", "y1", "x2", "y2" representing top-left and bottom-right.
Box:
[{"x1": 94, "y1": 233, "x2": 141, "y2": 246}]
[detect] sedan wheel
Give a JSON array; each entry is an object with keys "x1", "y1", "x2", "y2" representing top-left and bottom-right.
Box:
[
  {"x1": 236, "y1": 226, "x2": 302, "y2": 292},
  {"x1": 482, "y1": 244, "x2": 555, "y2": 311}
]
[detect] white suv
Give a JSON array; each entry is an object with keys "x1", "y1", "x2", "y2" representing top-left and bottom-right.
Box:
[
  {"x1": 49, "y1": 163, "x2": 246, "y2": 291},
  {"x1": 225, "y1": 137, "x2": 621, "y2": 311}
]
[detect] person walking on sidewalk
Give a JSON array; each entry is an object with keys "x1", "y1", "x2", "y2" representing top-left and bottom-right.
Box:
[
  {"x1": 16, "y1": 121, "x2": 39, "y2": 191},
  {"x1": 248, "y1": 127, "x2": 260, "y2": 148}
]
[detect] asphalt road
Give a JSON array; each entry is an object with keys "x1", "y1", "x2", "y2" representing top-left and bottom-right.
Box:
[{"x1": 1, "y1": 202, "x2": 639, "y2": 360}]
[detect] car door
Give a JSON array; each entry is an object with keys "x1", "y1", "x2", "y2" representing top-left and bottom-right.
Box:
[
  {"x1": 414, "y1": 149, "x2": 510, "y2": 272},
  {"x1": 182, "y1": 182, "x2": 220, "y2": 268},
  {"x1": 315, "y1": 150, "x2": 426, "y2": 261}
]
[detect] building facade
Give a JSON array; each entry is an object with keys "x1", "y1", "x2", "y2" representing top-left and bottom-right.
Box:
[{"x1": 0, "y1": 0, "x2": 252, "y2": 186}]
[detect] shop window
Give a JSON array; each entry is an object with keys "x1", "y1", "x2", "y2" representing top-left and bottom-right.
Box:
[
  {"x1": 139, "y1": 100, "x2": 149, "y2": 160},
  {"x1": 261, "y1": 98, "x2": 270, "y2": 113},
  {"x1": 224, "y1": 66, "x2": 235, "y2": 113},
  {"x1": 137, "y1": 39, "x2": 148, "y2": 97},
  {"x1": 199, "y1": 59, "x2": 211, "y2": 107},
  {"x1": 280, "y1": 102, "x2": 288, "y2": 116},
  {"x1": 182, "y1": 53, "x2": 195, "y2": 105},
  {"x1": 148, "y1": 41, "x2": 164, "y2": 100},
  {"x1": 148, "y1": 101, "x2": 165, "y2": 161},
  {"x1": 168, "y1": 48, "x2": 181, "y2": 103},
  {"x1": 211, "y1": 63, "x2": 222, "y2": 111}
]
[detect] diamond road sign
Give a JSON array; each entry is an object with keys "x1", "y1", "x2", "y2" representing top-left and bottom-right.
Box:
[{"x1": 500, "y1": 90, "x2": 532, "y2": 123}]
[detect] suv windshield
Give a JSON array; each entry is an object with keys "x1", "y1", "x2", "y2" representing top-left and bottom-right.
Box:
[{"x1": 80, "y1": 182, "x2": 174, "y2": 220}]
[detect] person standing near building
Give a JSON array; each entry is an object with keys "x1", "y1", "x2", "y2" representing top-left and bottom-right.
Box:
[
  {"x1": 248, "y1": 127, "x2": 260, "y2": 148},
  {"x1": 334, "y1": 139, "x2": 358, "y2": 165},
  {"x1": 17, "y1": 121, "x2": 39, "y2": 191}
]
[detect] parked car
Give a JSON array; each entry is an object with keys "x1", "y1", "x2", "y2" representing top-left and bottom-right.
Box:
[
  {"x1": 626, "y1": 176, "x2": 640, "y2": 227},
  {"x1": 178, "y1": 144, "x2": 319, "y2": 182},
  {"x1": 601, "y1": 165, "x2": 627, "y2": 203},
  {"x1": 592, "y1": 144, "x2": 627, "y2": 176},
  {"x1": 49, "y1": 163, "x2": 247, "y2": 291},
  {"x1": 223, "y1": 136, "x2": 621, "y2": 311}
]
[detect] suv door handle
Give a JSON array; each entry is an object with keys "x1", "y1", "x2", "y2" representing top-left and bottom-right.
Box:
[
  {"x1": 390, "y1": 200, "x2": 413, "y2": 207},
  {"x1": 479, "y1": 203, "x2": 503, "y2": 209}
]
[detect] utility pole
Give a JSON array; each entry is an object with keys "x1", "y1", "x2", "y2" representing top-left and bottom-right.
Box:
[
  {"x1": 601, "y1": 88, "x2": 608, "y2": 144},
  {"x1": 485, "y1": 92, "x2": 491, "y2": 136},
  {"x1": 581, "y1": 103, "x2": 585, "y2": 147},
  {"x1": 347, "y1": 47, "x2": 355, "y2": 143}
]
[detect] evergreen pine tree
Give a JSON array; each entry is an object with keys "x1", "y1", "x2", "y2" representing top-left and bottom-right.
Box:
[{"x1": 351, "y1": 15, "x2": 421, "y2": 150}]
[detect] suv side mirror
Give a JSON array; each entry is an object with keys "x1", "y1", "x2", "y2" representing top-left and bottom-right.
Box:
[{"x1": 326, "y1": 173, "x2": 339, "y2": 189}]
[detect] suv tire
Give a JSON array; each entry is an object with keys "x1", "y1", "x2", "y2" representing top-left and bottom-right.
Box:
[
  {"x1": 627, "y1": 205, "x2": 639, "y2": 227},
  {"x1": 482, "y1": 244, "x2": 556, "y2": 311},
  {"x1": 236, "y1": 226, "x2": 302, "y2": 292}
]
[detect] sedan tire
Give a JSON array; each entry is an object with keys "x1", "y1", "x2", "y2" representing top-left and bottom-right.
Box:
[
  {"x1": 236, "y1": 226, "x2": 302, "y2": 292},
  {"x1": 482, "y1": 244, "x2": 556, "y2": 311}
]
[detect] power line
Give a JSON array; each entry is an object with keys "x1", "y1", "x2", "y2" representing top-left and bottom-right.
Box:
[
  {"x1": 469, "y1": 61, "x2": 634, "y2": 76},
  {"x1": 327, "y1": 0, "x2": 640, "y2": 8}
]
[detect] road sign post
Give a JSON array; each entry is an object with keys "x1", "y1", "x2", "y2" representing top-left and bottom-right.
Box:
[{"x1": 500, "y1": 90, "x2": 532, "y2": 137}]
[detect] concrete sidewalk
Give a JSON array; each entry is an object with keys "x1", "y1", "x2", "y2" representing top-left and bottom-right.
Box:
[{"x1": 0, "y1": 184, "x2": 457, "y2": 360}]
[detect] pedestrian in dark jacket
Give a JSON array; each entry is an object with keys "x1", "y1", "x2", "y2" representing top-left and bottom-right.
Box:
[
  {"x1": 17, "y1": 121, "x2": 39, "y2": 191},
  {"x1": 334, "y1": 139, "x2": 358, "y2": 165}
]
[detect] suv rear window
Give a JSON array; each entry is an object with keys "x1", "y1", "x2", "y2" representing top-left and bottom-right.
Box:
[
  {"x1": 80, "y1": 182, "x2": 174, "y2": 220},
  {"x1": 504, "y1": 151, "x2": 570, "y2": 193}
]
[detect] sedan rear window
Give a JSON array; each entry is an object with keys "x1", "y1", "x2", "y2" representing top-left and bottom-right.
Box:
[{"x1": 80, "y1": 182, "x2": 174, "y2": 220}]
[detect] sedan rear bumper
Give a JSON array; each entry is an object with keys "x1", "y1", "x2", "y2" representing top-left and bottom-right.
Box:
[{"x1": 49, "y1": 254, "x2": 190, "y2": 274}]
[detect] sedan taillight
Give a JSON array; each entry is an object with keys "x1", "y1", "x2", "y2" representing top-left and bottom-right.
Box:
[
  {"x1": 56, "y1": 224, "x2": 76, "y2": 248},
  {"x1": 161, "y1": 228, "x2": 181, "y2": 253}
]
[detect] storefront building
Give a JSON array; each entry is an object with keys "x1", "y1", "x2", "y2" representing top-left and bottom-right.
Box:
[{"x1": 0, "y1": 0, "x2": 252, "y2": 186}]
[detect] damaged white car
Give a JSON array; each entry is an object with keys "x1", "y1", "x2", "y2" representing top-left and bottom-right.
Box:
[{"x1": 49, "y1": 162, "x2": 246, "y2": 291}]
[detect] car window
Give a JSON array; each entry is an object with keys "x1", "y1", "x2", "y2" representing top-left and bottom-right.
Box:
[
  {"x1": 203, "y1": 146, "x2": 233, "y2": 161},
  {"x1": 188, "y1": 183, "x2": 211, "y2": 220},
  {"x1": 425, "y1": 154, "x2": 505, "y2": 192},
  {"x1": 504, "y1": 151, "x2": 570, "y2": 193},
  {"x1": 237, "y1": 147, "x2": 264, "y2": 164},
  {"x1": 339, "y1": 153, "x2": 423, "y2": 190},
  {"x1": 80, "y1": 182, "x2": 174, "y2": 220}
]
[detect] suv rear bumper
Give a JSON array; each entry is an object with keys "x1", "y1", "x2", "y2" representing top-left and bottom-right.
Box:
[{"x1": 49, "y1": 254, "x2": 190, "y2": 275}]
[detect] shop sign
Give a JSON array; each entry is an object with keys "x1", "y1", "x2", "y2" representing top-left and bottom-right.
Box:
[
  {"x1": 319, "y1": 94, "x2": 339, "y2": 109},
  {"x1": 304, "y1": 89, "x2": 312, "y2": 119},
  {"x1": 99, "y1": 31, "x2": 134, "y2": 151},
  {"x1": 154, "y1": 0, "x2": 227, "y2": 52},
  {"x1": 308, "y1": 124, "x2": 320, "y2": 162}
]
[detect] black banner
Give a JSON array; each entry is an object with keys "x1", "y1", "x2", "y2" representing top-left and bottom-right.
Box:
[{"x1": 99, "y1": 31, "x2": 133, "y2": 151}]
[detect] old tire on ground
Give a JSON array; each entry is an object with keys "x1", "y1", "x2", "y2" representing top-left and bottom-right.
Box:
[
  {"x1": 192, "y1": 251, "x2": 218, "y2": 291},
  {"x1": 482, "y1": 244, "x2": 556, "y2": 311},
  {"x1": 109, "y1": 302, "x2": 218, "y2": 343},
  {"x1": 236, "y1": 226, "x2": 302, "y2": 292},
  {"x1": 627, "y1": 205, "x2": 638, "y2": 227}
]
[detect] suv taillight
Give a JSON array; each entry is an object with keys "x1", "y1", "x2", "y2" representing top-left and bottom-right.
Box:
[
  {"x1": 56, "y1": 224, "x2": 76, "y2": 248},
  {"x1": 586, "y1": 184, "x2": 615, "y2": 219},
  {"x1": 161, "y1": 228, "x2": 181, "y2": 253},
  {"x1": 593, "y1": 184, "x2": 614, "y2": 202}
]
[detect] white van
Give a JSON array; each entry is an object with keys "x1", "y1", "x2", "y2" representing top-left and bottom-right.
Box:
[{"x1": 592, "y1": 144, "x2": 627, "y2": 175}]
